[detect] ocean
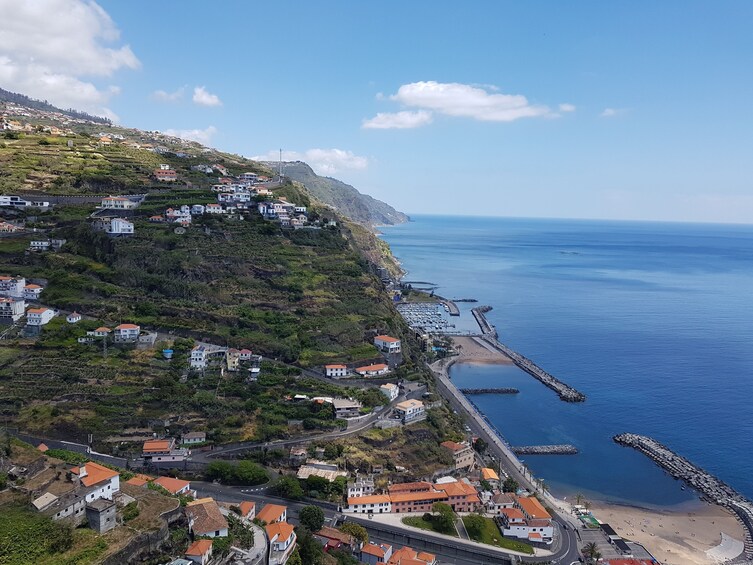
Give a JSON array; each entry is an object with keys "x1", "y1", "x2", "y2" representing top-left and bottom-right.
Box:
[{"x1": 380, "y1": 215, "x2": 753, "y2": 507}]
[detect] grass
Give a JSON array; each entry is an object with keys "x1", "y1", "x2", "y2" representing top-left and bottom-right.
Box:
[
  {"x1": 462, "y1": 516, "x2": 534, "y2": 554},
  {"x1": 402, "y1": 516, "x2": 458, "y2": 537}
]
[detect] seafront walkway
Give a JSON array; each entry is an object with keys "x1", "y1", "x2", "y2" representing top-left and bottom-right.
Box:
[{"x1": 430, "y1": 357, "x2": 580, "y2": 529}]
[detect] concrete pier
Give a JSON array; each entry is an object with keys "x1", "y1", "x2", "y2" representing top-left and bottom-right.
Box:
[
  {"x1": 512, "y1": 444, "x2": 579, "y2": 455},
  {"x1": 471, "y1": 306, "x2": 586, "y2": 403},
  {"x1": 459, "y1": 387, "x2": 519, "y2": 394},
  {"x1": 615, "y1": 433, "x2": 753, "y2": 560}
]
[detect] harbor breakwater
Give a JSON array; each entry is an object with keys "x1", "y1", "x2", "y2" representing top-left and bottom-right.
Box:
[
  {"x1": 459, "y1": 387, "x2": 519, "y2": 394},
  {"x1": 471, "y1": 307, "x2": 586, "y2": 403},
  {"x1": 512, "y1": 444, "x2": 578, "y2": 455},
  {"x1": 615, "y1": 433, "x2": 753, "y2": 560}
]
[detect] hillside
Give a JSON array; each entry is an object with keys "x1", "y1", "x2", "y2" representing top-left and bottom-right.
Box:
[
  {"x1": 271, "y1": 160, "x2": 409, "y2": 227},
  {"x1": 0, "y1": 97, "x2": 433, "y2": 445}
]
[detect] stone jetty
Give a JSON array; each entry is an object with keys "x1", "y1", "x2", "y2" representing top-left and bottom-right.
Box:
[
  {"x1": 459, "y1": 387, "x2": 519, "y2": 394},
  {"x1": 615, "y1": 433, "x2": 753, "y2": 560},
  {"x1": 512, "y1": 444, "x2": 578, "y2": 455},
  {"x1": 472, "y1": 306, "x2": 586, "y2": 403}
]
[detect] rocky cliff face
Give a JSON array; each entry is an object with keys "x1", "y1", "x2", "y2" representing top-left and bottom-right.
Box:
[{"x1": 271, "y1": 161, "x2": 409, "y2": 227}]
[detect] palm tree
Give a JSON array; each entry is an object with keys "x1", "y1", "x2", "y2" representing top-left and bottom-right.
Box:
[
  {"x1": 582, "y1": 541, "x2": 601, "y2": 564},
  {"x1": 575, "y1": 493, "x2": 584, "y2": 505},
  {"x1": 584, "y1": 499, "x2": 592, "y2": 511}
]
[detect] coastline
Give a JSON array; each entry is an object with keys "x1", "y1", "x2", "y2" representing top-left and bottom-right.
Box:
[{"x1": 444, "y1": 337, "x2": 747, "y2": 564}]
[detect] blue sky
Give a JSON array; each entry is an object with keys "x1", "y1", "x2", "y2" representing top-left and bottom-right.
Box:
[{"x1": 2, "y1": 1, "x2": 752, "y2": 222}]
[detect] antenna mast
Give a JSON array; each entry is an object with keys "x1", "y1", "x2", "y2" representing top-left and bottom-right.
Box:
[{"x1": 279, "y1": 148, "x2": 283, "y2": 180}]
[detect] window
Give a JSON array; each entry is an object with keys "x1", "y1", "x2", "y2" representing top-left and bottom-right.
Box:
[{"x1": 215, "y1": 530, "x2": 220, "y2": 536}]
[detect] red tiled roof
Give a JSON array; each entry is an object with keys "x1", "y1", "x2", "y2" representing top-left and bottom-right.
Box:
[
  {"x1": 266, "y1": 521, "x2": 294, "y2": 542},
  {"x1": 375, "y1": 335, "x2": 400, "y2": 342},
  {"x1": 257, "y1": 503, "x2": 286, "y2": 524},
  {"x1": 79, "y1": 461, "x2": 119, "y2": 487},
  {"x1": 239, "y1": 501, "x2": 255, "y2": 517},
  {"x1": 356, "y1": 363, "x2": 388, "y2": 372},
  {"x1": 115, "y1": 323, "x2": 139, "y2": 330}
]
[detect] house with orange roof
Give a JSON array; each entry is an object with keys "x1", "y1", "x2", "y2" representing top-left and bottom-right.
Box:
[
  {"x1": 394, "y1": 399, "x2": 425, "y2": 423},
  {"x1": 355, "y1": 363, "x2": 389, "y2": 377},
  {"x1": 345, "y1": 494, "x2": 392, "y2": 514},
  {"x1": 22, "y1": 283, "x2": 43, "y2": 300},
  {"x1": 114, "y1": 322, "x2": 140, "y2": 342},
  {"x1": 154, "y1": 168, "x2": 177, "y2": 182},
  {"x1": 388, "y1": 546, "x2": 437, "y2": 565},
  {"x1": 238, "y1": 500, "x2": 255, "y2": 522},
  {"x1": 90, "y1": 326, "x2": 112, "y2": 338},
  {"x1": 185, "y1": 539, "x2": 213, "y2": 565},
  {"x1": 360, "y1": 542, "x2": 393, "y2": 565},
  {"x1": 315, "y1": 526, "x2": 360, "y2": 552},
  {"x1": 153, "y1": 475, "x2": 192, "y2": 496},
  {"x1": 101, "y1": 195, "x2": 138, "y2": 210},
  {"x1": 501, "y1": 496, "x2": 554, "y2": 544},
  {"x1": 257, "y1": 503, "x2": 287, "y2": 524},
  {"x1": 480, "y1": 467, "x2": 500, "y2": 485},
  {"x1": 0, "y1": 296, "x2": 25, "y2": 323},
  {"x1": 37, "y1": 442, "x2": 49, "y2": 452},
  {"x1": 70, "y1": 461, "x2": 120, "y2": 502},
  {"x1": 487, "y1": 492, "x2": 516, "y2": 514},
  {"x1": 389, "y1": 489, "x2": 449, "y2": 514},
  {"x1": 433, "y1": 480, "x2": 480, "y2": 513},
  {"x1": 324, "y1": 364, "x2": 348, "y2": 378},
  {"x1": 440, "y1": 440, "x2": 475, "y2": 470},
  {"x1": 516, "y1": 495, "x2": 551, "y2": 520},
  {"x1": 66, "y1": 312, "x2": 82, "y2": 324},
  {"x1": 388, "y1": 481, "x2": 433, "y2": 495},
  {"x1": 266, "y1": 521, "x2": 296, "y2": 564},
  {"x1": 374, "y1": 335, "x2": 401, "y2": 354},
  {"x1": 142, "y1": 438, "x2": 188, "y2": 462},
  {"x1": 186, "y1": 497, "x2": 228, "y2": 538},
  {"x1": 26, "y1": 307, "x2": 56, "y2": 326}
]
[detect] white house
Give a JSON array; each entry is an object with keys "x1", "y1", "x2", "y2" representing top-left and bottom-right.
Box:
[
  {"x1": 185, "y1": 498, "x2": 229, "y2": 538},
  {"x1": 26, "y1": 307, "x2": 55, "y2": 326},
  {"x1": 101, "y1": 196, "x2": 138, "y2": 210},
  {"x1": 185, "y1": 540, "x2": 213, "y2": 565},
  {"x1": 91, "y1": 327, "x2": 111, "y2": 338},
  {"x1": 113, "y1": 323, "x2": 140, "y2": 342},
  {"x1": 29, "y1": 240, "x2": 50, "y2": 251},
  {"x1": 394, "y1": 399, "x2": 425, "y2": 423},
  {"x1": 374, "y1": 335, "x2": 401, "y2": 354},
  {"x1": 190, "y1": 345, "x2": 208, "y2": 369},
  {"x1": 0, "y1": 275, "x2": 25, "y2": 297},
  {"x1": 23, "y1": 284, "x2": 43, "y2": 300},
  {"x1": 239, "y1": 172, "x2": 258, "y2": 182},
  {"x1": 72, "y1": 461, "x2": 121, "y2": 502},
  {"x1": 355, "y1": 363, "x2": 389, "y2": 377},
  {"x1": 182, "y1": 431, "x2": 206, "y2": 445},
  {"x1": 380, "y1": 383, "x2": 399, "y2": 401},
  {"x1": 347, "y1": 475, "x2": 376, "y2": 498},
  {"x1": 266, "y1": 522, "x2": 297, "y2": 565},
  {"x1": 205, "y1": 203, "x2": 223, "y2": 214},
  {"x1": 344, "y1": 494, "x2": 392, "y2": 514},
  {"x1": 66, "y1": 312, "x2": 82, "y2": 324},
  {"x1": 325, "y1": 364, "x2": 348, "y2": 378},
  {"x1": 0, "y1": 297, "x2": 26, "y2": 323},
  {"x1": 332, "y1": 398, "x2": 363, "y2": 419},
  {"x1": 191, "y1": 204, "x2": 205, "y2": 215},
  {"x1": 239, "y1": 348, "x2": 253, "y2": 361},
  {"x1": 108, "y1": 218, "x2": 134, "y2": 235}
]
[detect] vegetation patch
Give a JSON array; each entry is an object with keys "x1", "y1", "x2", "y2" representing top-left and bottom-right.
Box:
[{"x1": 462, "y1": 515, "x2": 534, "y2": 554}]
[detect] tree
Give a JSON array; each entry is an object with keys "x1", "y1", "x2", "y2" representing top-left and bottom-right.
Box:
[
  {"x1": 503, "y1": 477, "x2": 519, "y2": 493},
  {"x1": 295, "y1": 527, "x2": 324, "y2": 565},
  {"x1": 339, "y1": 522, "x2": 368, "y2": 544},
  {"x1": 235, "y1": 460, "x2": 268, "y2": 485},
  {"x1": 479, "y1": 479, "x2": 492, "y2": 492},
  {"x1": 474, "y1": 437, "x2": 488, "y2": 453},
  {"x1": 275, "y1": 476, "x2": 304, "y2": 500},
  {"x1": 432, "y1": 502, "x2": 456, "y2": 535},
  {"x1": 205, "y1": 461, "x2": 234, "y2": 483},
  {"x1": 299, "y1": 505, "x2": 325, "y2": 532},
  {"x1": 464, "y1": 513, "x2": 486, "y2": 538},
  {"x1": 582, "y1": 541, "x2": 601, "y2": 564},
  {"x1": 306, "y1": 475, "x2": 330, "y2": 496},
  {"x1": 0, "y1": 472, "x2": 7, "y2": 490}
]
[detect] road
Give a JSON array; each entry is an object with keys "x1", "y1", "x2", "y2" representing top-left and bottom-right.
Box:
[{"x1": 192, "y1": 481, "x2": 582, "y2": 564}]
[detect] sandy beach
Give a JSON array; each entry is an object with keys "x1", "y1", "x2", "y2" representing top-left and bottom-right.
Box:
[
  {"x1": 589, "y1": 500, "x2": 746, "y2": 565},
  {"x1": 451, "y1": 336, "x2": 513, "y2": 364}
]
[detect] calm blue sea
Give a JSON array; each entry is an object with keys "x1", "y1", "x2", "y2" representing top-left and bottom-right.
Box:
[{"x1": 380, "y1": 215, "x2": 753, "y2": 507}]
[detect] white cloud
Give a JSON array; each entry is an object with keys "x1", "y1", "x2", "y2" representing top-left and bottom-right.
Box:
[
  {"x1": 362, "y1": 110, "x2": 433, "y2": 130},
  {"x1": 252, "y1": 148, "x2": 369, "y2": 175},
  {"x1": 559, "y1": 103, "x2": 576, "y2": 112},
  {"x1": 152, "y1": 87, "x2": 185, "y2": 102},
  {"x1": 387, "y1": 81, "x2": 556, "y2": 122},
  {"x1": 163, "y1": 126, "x2": 217, "y2": 146},
  {"x1": 192, "y1": 86, "x2": 222, "y2": 107},
  {"x1": 601, "y1": 107, "x2": 627, "y2": 118},
  {"x1": 0, "y1": 0, "x2": 139, "y2": 119}
]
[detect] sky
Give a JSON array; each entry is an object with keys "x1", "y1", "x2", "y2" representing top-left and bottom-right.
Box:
[{"x1": 1, "y1": 1, "x2": 752, "y2": 223}]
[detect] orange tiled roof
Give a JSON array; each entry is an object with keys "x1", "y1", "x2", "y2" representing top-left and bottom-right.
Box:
[
  {"x1": 143, "y1": 439, "x2": 171, "y2": 452},
  {"x1": 356, "y1": 363, "x2": 388, "y2": 372},
  {"x1": 37, "y1": 443, "x2": 49, "y2": 452},
  {"x1": 153, "y1": 476, "x2": 190, "y2": 494},
  {"x1": 115, "y1": 323, "x2": 139, "y2": 330},
  {"x1": 347, "y1": 494, "x2": 390, "y2": 506},
  {"x1": 79, "y1": 461, "x2": 119, "y2": 487},
  {"x1": 434, "y1": 481, "x2": 478, "y2": 498},
  {"x1": 390, "y1": 491, "x2": 448, "y2": 503},
  {"x1": 500, "y1": 508, "x2": 525, "y2": 520},
  {"x1": 375, "y1": 335, "x2": 400, "y2": 342},
  {"x1": 362, "y1": 543, "x2": 391, "y2": 558},
  {"x1": 325, "y1": 364, "x2": 347, "y2": 369},
  {"x1": 516, "y1": 496, "x2": 551, "y2": 520},
  {"x1": 239, "y1": 501, "x2": 255, "y2": 517},
  {"x1": 440, "y1": 440, "x2": 467, "y2": 452},
  {"x1": 481, "y1": 467, "x2": 499, "y2": 481},
  {"x1": 257, "y1": 503, "x2": 286, "y2": 524},
  {"x1": 186, "y1": 539, "x2": 212, "y2": 556},
  {"x1": 266, "y1": 521, "x2": 295, "y2": 542},
  {"x1": 388, "y1": 481, "x2": 433, "y2": 494}
]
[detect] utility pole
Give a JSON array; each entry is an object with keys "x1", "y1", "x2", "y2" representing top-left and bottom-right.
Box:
[{"x1": 279, "y1": 148, "x2": 283, "y2": 180}]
